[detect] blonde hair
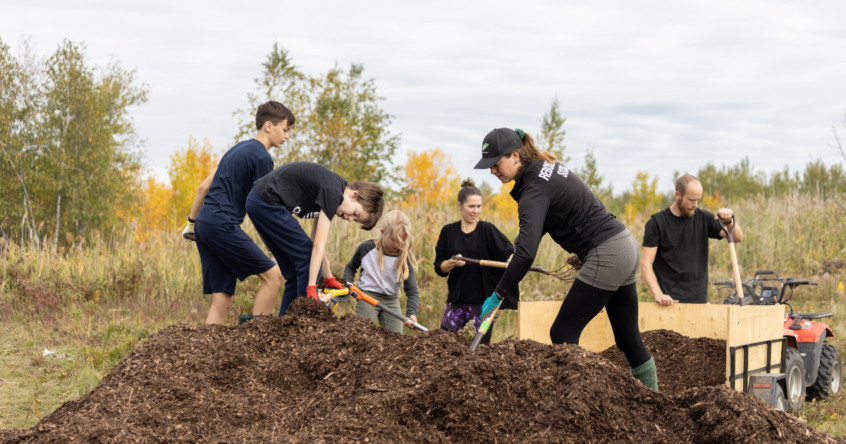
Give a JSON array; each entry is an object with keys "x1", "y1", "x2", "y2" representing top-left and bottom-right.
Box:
[{"x1": 373, "y1": 210, "x2": 417, "y2": 282}]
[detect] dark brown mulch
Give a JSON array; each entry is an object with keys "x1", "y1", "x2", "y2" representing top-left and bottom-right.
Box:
[
  {"x1": 1, "y1": 299, "x2": 841, "y2": 444},
  {"x1": 599, "y1": 329, "x2": 728, "y2": 396}
]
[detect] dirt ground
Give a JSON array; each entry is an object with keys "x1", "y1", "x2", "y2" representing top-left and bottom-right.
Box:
[
  {"x1": 1, "y1": 298, "x2": 841, "y2": 443},
  {"x1": 600, "y1": 329, "x2": 727, "y2": 395}
]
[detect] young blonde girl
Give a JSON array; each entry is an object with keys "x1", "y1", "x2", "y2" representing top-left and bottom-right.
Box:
[{"x1": 343, "y1": 210, "x2": 420, "y2": 333}]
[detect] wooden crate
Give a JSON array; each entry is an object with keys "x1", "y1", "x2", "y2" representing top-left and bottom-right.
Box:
[{"x1": 517, "y1": 301, "x2": 786, "y2": 391}]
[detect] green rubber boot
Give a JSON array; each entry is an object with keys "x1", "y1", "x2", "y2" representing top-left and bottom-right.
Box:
[
  {"x1": 238, "y1": 314, "x2": 260, "y2": 325},
  {"x1": 631, "y1": 357, "x2": 659, "y2": 391}
]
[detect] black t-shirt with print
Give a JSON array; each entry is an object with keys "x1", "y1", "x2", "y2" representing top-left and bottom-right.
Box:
[
  {"x1": 253, "y1": 161, "x2": 349, "y2": 220},
  {"x1": 642, "y1": 207, "x2": 724, "y2": 303}
]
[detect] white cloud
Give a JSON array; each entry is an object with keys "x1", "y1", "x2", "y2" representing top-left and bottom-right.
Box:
[{"x1": 3, "y1": 0, "x2": 845, "y2": 194}]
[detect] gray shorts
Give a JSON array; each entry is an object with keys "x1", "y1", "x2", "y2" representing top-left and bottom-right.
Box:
[{"x1": 575, "y1": 229, "x2": 640, "y2": 291}]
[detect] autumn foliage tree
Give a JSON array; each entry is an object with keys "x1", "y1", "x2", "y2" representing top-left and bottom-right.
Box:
[
  {"x1": 623, "y1": 171, "x2": 664, "y2": 223},
  {"x1": 403, "y1": 148, "x2": 459, "y2": 207},
  {"x1": 235, "y1": 43, "x2": 399, "y2": 184},
  {"x1": 168, "y1": 137, "x2": 219, "y2": 219},
  {"x1": 0, "y1": 38, "x2": 148, "y2": 247}
]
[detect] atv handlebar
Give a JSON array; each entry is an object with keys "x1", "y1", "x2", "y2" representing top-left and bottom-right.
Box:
[
  {"x1": 785, "y1": 280, "x2": 816, "y2": 286},
  {"x1": 713, "y1": 281, "x2": 734, "y2": 286}
]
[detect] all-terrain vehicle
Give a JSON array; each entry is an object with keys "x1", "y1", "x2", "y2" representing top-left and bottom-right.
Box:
[{"x1": 717, "y1": 271, "x2": 843, "y2": 413}]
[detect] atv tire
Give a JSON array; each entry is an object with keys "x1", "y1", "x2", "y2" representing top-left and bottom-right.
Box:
[
  {"x1": 782, "y1": 347, "x2": 805, "y2": 414},
  {"x1": 806, "y1": 344, "x2": 843, "y2": 400}
]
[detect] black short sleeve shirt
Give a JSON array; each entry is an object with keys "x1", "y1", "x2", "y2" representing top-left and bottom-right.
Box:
[
  {"x1": 642, "y1": 208, "x2": 723, "y2": 303},
  {"x1": 253, "y1": 161, "x2": 349, "y2": 220}
]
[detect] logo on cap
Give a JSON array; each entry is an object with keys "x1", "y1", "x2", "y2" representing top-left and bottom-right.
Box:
[{"x1": 481, "y1": 143, "x2": 489, "y2": 154}]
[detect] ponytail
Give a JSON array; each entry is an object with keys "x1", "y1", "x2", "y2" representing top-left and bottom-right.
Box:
[{"x1": 514, "y1": 129, "x2": 557, "y2": 165}]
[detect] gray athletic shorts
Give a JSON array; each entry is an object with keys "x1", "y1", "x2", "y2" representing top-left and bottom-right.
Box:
[{"x1": 575, "y1": 229, "x2": 640, "y2": 291}]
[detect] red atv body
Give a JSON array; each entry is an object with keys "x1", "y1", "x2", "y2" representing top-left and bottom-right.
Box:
[{"x1": 719, "y1": 271, "x2": 843, "y2": 413}]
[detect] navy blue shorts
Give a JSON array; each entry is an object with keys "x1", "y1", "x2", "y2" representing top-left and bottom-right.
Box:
[
  {"x1": 246, "y1": 188, "x2": 318, "y2": 316},
  {"x1": 194, "y1": 220, "x2": 277, "y2": 295}
]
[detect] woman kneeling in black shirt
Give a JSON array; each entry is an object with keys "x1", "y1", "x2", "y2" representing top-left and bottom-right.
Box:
[{"x1": 433, "y1": 179, "x2": 516, "y2": 343}]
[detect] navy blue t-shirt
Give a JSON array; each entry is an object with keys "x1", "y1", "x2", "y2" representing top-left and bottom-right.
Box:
[{"x1": 197, "y1": 139, "x2": 273, "y2": 226}]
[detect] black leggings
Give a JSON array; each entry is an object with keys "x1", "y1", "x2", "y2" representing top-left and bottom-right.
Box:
[{"x1": 549, "y1": 279, "x2": 651, "y2": 368}]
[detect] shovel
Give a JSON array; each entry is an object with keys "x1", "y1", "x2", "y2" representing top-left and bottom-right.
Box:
[
  {"x1": 718, "y1": 216, "x2": 744, "y2": 306},
  {"x1": 469, "y1": 298, "x2": 502, "y2": 352},
  {"x1": 321, "y1": 287, "x2": 429, "y2": 332}
]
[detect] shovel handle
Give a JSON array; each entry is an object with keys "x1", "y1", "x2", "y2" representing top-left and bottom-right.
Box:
[
  {"x1": 718, "y1": 217, "x2": 744, "y2": 305},
  {"x1": 349, "y1": 286, "x2": 430, "y2": 332},
  {"x1": 451, "y1": 256, "x2": 554, "y2": 275},
  {"x1": 469, "y1": 299, "x2": 502, "y2": 352}
]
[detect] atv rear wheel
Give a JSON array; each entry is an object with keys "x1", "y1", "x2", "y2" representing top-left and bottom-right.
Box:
[
  {"x1": 782, "y1": 347, "x2": 805, "y2": 414},
  {"x1": 806, "y1": 344, "x2": 842, "y2": 400}
]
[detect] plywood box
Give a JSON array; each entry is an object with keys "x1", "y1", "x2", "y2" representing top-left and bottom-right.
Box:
[{"x1": 517, "y1": 301, "x2": 786, "y2": 391}]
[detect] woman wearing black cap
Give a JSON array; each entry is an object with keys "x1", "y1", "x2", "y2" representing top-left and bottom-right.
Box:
[{"x1": 475, "y1": 128, "x2": 658, "y2": 391}]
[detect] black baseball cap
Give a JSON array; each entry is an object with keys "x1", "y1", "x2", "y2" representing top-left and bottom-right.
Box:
[{"x1": 473, "y1": 128, "x2": 523, "y2": 169}]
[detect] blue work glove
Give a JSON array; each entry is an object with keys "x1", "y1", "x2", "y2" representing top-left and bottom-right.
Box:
[{"x1": 480, "y1": 291, "x2": 503, "y2": 321}]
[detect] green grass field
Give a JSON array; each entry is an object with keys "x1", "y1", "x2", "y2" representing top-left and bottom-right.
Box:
[{"x1": 1, "y1": 194, "x2": 844, "y2": 434}]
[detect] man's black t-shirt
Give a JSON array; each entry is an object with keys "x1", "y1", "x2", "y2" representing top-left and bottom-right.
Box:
[
  {"x1": 197, "y1": 139, "x2": 273, "y2": 226},
  {"x1": 253, "y1": 161, "x2": 348, "y2": 221},
  {"x1": 452, "y1": 227, "x2": 485, "y2": 303},
  {"x1": 642, "y1": 208, "x2": 724, "y2": 303}
]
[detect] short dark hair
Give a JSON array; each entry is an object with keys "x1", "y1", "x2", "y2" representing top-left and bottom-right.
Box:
[
  {"x1": 255, "y1": 101, "x2": 295, "y2": 130},
  {"x1": 675, "y1": 174, "x2": 700, "y2": 196},
  {"x1": 349, "y1": 181, "x2": 385, "y2": 231}
]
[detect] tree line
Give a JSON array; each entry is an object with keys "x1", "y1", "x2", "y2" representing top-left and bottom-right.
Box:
[{"x1": 1, "y1": 37, "x2": 844, "y2": 247}]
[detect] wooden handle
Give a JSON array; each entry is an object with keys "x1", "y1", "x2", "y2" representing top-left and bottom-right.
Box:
[
  {"x1": 479, "y1": 260, "x2": 507, "y2": 269},
  {"x1": 728, "y1": 243, "x2": 745, "y2": 305}
]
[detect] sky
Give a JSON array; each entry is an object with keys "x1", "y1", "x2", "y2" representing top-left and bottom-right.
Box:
[{"x1": 3, "y1": 0, "x2": 846, "y2": 193}]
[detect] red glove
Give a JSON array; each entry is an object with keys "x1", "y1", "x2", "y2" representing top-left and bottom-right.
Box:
[
  {"x1": 306, "y1": 285, "x2": 318, "y2": 301},
  {"x1": 324, "y1": 276, "x2": 344, "y2": 289}
]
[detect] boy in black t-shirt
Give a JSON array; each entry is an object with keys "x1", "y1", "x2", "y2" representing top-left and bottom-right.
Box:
[
  {"x1": 180, "y1": 101, "x2": 293, "y2": 324},
  {"x1": 641, "y1": 175, "x2": 745, "y2": 304},
  {"x1": 248, "y1": 161, "x2": 385, "y2": 315}
]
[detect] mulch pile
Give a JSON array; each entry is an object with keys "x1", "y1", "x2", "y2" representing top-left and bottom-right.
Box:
[
  {"x1": 2, "y1": 299, "x2": 841, "y2": 444},
  {"x1": 600, "y1": 329, "x2": 728, "y2": 395}
]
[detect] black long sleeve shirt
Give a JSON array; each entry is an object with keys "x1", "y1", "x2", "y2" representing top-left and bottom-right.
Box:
[
  {"x1": 434, "y1": 221, "x2": 518, "y2": 308},
  {"x1": 495, "y1": 160, "x2": 625, "y2": 305}
]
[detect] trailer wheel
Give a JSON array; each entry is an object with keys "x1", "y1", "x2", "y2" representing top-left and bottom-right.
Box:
[
  {"x1": 773, "y1": 384, "x2": 787, "y2": 411},
  {"x1": 782, "y1": 347, "x2": 805, "y2": 414},
  {"x1": 806, "y1": 344, "x2": 842, "y2": 400}
]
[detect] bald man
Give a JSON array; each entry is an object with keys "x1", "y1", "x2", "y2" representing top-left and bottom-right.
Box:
[{"x1": 641, "y1": 175, "x2": 745, "y2": 305}]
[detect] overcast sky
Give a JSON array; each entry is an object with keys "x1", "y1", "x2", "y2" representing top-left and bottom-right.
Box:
[{"x1": 3, "y1": 0, "x2": 846, "y2": 193}]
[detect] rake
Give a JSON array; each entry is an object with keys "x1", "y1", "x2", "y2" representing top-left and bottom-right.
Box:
[{"x1": 451, "y1": 255, "x2": 582, "y2": 283}]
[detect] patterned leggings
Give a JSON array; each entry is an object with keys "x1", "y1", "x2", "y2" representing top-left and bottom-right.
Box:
[{"x1": 440, "y1": 302, "x2": 493, "y2": 345}]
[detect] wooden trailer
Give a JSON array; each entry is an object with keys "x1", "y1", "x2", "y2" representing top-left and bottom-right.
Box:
[{"x1": 517, "y1": 302, "x2": 786, "y2": 396}]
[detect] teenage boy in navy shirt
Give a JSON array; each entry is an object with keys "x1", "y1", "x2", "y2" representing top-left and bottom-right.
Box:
[
  {"x1": 181, "y1": 101, "x2": 291, "y2": 324},
  {"x1": 248, "y1": 161, "x2": 385, "y2": 315}
]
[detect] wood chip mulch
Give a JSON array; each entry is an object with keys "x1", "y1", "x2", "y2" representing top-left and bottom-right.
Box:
[{"x1": 1, "y1": 299, "x2": 841, "y2": 443}]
